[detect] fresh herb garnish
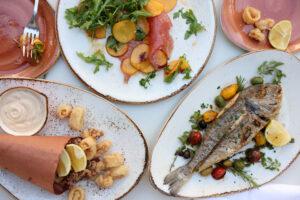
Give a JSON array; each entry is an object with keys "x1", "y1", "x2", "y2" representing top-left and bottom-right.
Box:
[
  {"x1": 258, "y1": 61, "x2": 286, "y2": 84},
  {"x1": 173, "y1": 8, "x2": 205, "y2": 40},
  {"x1": 290, "y1": 138, "x2": 295, "y2": 143},
  {"x1": 227, "y1": 166, "x2": 259, "y2": 187},
  {"x1": 106, "y1": 36, "x2": 122, "y2": 53},
  {"x1": 135, "y1": 25, "x2": 147, "y2": 40},
  {"x1": 182, "y1": 67, "x2": 192, "y2": 79},
  {"x1": 261, "y1": 152, "x2": 281, "y2": 171},
  {"x1": 139, "y1": 71, "x2": 156, "y2": 89},
  {"x1": 164, "y1": 69, "x2": 179, "y2": 83},
  {"x1": 65, "y1": 0, "x2": 151, "y2": 31},
  {"x1": 236, "y1": 76, "x2": 246, "y2": 92},
  {"x1": 77, "y1": 50, "x2": 113, "y2": 73}
]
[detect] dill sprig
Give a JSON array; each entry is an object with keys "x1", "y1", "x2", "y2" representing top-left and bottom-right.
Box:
[
  {"x1": 236, "y1": 76, "x2": 246, "y2": 92},
  {"x1": 227, "y1": 166, "x2": 259, "y2": 187}
]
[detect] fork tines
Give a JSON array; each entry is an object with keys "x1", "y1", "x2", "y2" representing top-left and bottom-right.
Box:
[{"x1": 22, "y1": 32, "x2": 39, "y2": 58}]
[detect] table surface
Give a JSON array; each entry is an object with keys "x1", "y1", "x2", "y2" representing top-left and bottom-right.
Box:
[{"x1": 1, "y1": 0, "x2": 299, "y2": 199}]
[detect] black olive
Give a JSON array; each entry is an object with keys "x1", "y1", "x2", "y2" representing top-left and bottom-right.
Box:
[
  {"x1": 199, "y1": 120, "x2": 207, "y2": 129},
  {"x1": 178, "y1": 151, "x2": 184, "y2": 156},
  {"x1": 183, "y1": 149, "x2": 190, "y2": 159}
]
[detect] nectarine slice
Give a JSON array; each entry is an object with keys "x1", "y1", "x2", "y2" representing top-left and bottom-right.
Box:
[
  {"x1": 86, "y1": 27, "x2": 106, "y2": 39},
  {"x1": 155, "y1": 0, "x2": 178, "y2": 12},
  {"x1": 164, "y1": 60, "x2": 179, "y2": 78},
  {"x1": 140, "y1": 64, "x2": 155, "y2": 74},
  {"x1": 137, "y1": 17, "x2": 150, "y2": 35},
  {"x1": 112, "y1": 20, "x2": 136, "y2": 43},
  {"x1": 121, "y1": 57, "x2": 138, "y2": 75},
  {"x1": 106, "y1": 37, "x2": 129, "y2": 57},
  {"x1": 178, "y1": 57, "x2": 190, "y2": 71},
  {"x1": 131, "y1": 44, "x2": 150, "y2": 70},
  {"x1": 144, "y1": 0, "x2": 164, "y2": 17},
  {"x1": 142, "y1": 36, "x2": 150, "y2": 45},
  {"x1": 152, "y1": 50, "x2": 167, "y2": 68}
]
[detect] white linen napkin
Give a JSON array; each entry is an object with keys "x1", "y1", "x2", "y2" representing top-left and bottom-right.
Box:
[{"x1": 200, "y1": 184, "x2": 300, "y2": 200}]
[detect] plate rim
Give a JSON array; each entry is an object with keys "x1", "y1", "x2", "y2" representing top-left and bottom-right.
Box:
[
  {"x1": 55, "y1": 0, "x2": 217, "y2": 104},
  {"x1": 220, "y1": 0, "x2": 299, "y2": 53},
  {"x1": 148, "y1": 49, "x2": 300, "y2": 198},
  {"x1": 0, "y1": 77, "x2": 149, "y2": 200},
  {"x1": 0, "y1": 0, "x2": 61, "y2": 78}
]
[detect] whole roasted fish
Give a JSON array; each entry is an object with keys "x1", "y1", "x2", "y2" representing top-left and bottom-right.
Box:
[{"x1": 164, "y1": 84, "x2": 282, "y2": 196}]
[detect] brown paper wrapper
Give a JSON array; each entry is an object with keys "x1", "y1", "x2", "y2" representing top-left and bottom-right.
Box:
[{"x1": 0, "y1": 134, "x2": 73, "y2": 194}]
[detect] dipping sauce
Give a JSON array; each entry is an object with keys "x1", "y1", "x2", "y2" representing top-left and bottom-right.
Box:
[
  {"x1": 0, "y1": 87, "x2": 48, "y2": 136},
  {"x1": 0, "y1": 0, "x2": 59, "y2": 77}
]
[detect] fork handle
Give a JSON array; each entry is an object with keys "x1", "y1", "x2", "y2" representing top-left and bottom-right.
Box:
[{"x1": 33, "y1": 0, "x2": 40, "y2": 19}]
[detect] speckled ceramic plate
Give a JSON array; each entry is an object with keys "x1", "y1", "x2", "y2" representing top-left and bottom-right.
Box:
[
  {"x1": 0, "y1": 78, "x2": 148, "y2": 200},
  {"x1": 56, "y1": 0, "x2": 216, "y2": 104},
  {"x1": 0, "y1": 0, "x2": 60, "y2": 78},
  {"x1": 149, "y1": 50, "x2": 300, "y2": 198},
  {"x1": 221, "y1": 0, "x2": 300, "y2": 52}
]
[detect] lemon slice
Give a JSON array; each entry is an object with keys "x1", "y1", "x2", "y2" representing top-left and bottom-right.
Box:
[
  {"x1": 56, "y1": 149, "x2": 71, "y2": 177},
  {"x1": 265, "y1": 120, "x2": 291, "y2": 147},
  {"x1": 269, "y1": 20, "x2": 292, "y2": 50},
  {"x1": 66, "y1": 144, "x2": 87, "y2": 172}
]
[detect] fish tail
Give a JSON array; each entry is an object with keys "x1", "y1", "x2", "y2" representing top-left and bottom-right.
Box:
[{"x1": 164, "y1": 165, "x2": 193, "y2": 196}]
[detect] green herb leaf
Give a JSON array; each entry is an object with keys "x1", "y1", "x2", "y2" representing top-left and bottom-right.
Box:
[
  {"x1": 135, "y1": 25, "x2": 147, "y2": 40},
  {"x1": 164, "y1": 69, "x2": 178, "y2": 83},
  {"x1": 106, "y1": 36, "x2": 122, "y2": 53},
  {"x1": 139, "y1": 71, "x2": 156, "y2": 89},
  {"x1": 182, "y1": 67, "x2": 192, "y2": 79},
  {"x1": 236, "y1": 76, "x2": 246, "y2": 92},
  {"x1": 77, "y1": 50, "x2": 113, "y2": 73},
  {"x1": 173, "y1": 8, "x2": 205, "y2": 40},
  {"x1": 258, "y1": 61, "x2": 286, "y2": 84}
]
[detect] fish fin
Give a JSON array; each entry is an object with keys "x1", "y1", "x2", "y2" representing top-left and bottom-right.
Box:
[{"x1": 164, "y1": 165, "x2": 193, "y2": 196}]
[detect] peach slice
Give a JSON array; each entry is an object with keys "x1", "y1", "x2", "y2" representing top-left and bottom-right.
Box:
[
  {"x1": 86, "y1": 27, "x2": 106, "y2": 39},
  {"x1": 142, "y1": 36, "x2": 150, "y2": 45},
  {"x1": 144, "y1": 0, "x2": 164, "y2": 17},
  {"x1": 152, "y1": 50, "x2": 167, "y2": 68},
  {"x1": 137, "y1": 17, "x2": 150, "y2": 35},
  {"x1": 112, "y1": 20, "x2": 136, "y2": 43},
  {"x1": 155, "y1": 0, "x2": 178, "y2": 13},
  {"x1": 130, "y1": 44, "x2": 150, "y2": 70},
  {"x1": 140, "y1": 64, "x2": 155, "y2": 74},
  {"x1": 106, "y1": 39, "x2": 129, "y2": 58},
  {"x1": 164, "y1": 60, "x2": 179, "y2": 78},
  {"x1": 121, "y1": 57, "x2": 138, "y2": 75},
  {"x1": 178, "y1": 57, "x2": 190, "y2": 71}
]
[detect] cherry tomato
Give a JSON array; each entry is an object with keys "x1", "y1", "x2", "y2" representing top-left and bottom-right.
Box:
[
  {"x1": 246, "y1": 149, "x2": 261, "y2": 163},
  {"x1": 212, "y1": 166, "x2": 226, "y2": 180},
  {"x1": 189, "y1": 131, "x2": 202, "y2": 145}
]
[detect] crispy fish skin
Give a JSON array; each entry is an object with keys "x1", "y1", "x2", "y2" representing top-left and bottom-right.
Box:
[{"x1": 164, "y1": 84, "x2": 282, "y2": 196}]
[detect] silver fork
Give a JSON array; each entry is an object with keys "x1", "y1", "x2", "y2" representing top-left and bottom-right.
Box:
[{"x1": 23, "y1": 0, "x2": 40, "y2": 58}]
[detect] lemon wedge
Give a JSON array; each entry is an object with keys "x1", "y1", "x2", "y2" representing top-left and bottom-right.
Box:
[
  {"x1": 56, "y1": 149, "x2": 71, "y2": 177},
  {"x1": 269, "y1": 20, "x2": 292, "y2": 51},
  {"x1": 265, "y1": 120, "x2": 291, "y2": 147},
  {"x1": 66, "y1": 144, "x2": 87, "y2": 172}
]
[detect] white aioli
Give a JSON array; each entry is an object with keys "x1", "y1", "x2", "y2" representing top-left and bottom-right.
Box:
[{"x1": 0, "y1": 87, "x2": 47, "y2": 136}]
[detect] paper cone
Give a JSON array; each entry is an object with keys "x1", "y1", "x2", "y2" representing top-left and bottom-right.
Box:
[{"x1": 0, "y1": 134, "x2": 73, "y2": 194}]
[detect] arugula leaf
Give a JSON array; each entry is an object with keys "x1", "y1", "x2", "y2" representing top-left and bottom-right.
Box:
[
  {"x1": 173, "y1": 8, "x2": 205, "y2": 40},
  {"x1": 135, "y1": 25, "x2": 147, "y2": 40},
  {"x1": 182, "y1": 67, "x2": 192, "y2": 79},
  {"x1": 139, "y1": 71, "x2": 156, "y2": 89},
  {"x1": 65, "y1": 0, "x2": 151, "y2": 31},
  {"x1": 236, "y1": 76, "x2": 246, "y2": 92},
  {"x1": 164, "y1": 69, "x2": 178, "y2": 83},
  {"x1": 258, "y1": 61, "x2": 286, "y2": 84},
  {"x1": 77, "y1": 50, "x2": 113, "y2": 73},
  {"x1": 106, "y1": 36, "x2": 122, "y2": 53}
]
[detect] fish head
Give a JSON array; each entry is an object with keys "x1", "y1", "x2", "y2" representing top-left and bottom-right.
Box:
[{"x1": 244, "y1": 84, "x2": 282, "y2": 120}]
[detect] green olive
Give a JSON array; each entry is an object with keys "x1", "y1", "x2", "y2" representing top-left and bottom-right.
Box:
[
  {"x1": 233, "y1": 159, "x2": 245, "y2": 171},
  {"x1": 250, "y1": 77, "x2": 264, "y2": 85},
  {"x1": 215, "y1": 95, "x2": 225, "y2": 108},
  {"x1": 200, "y1": 166, "x2": 213, "y2": 176},
  {"x1": 223, "y1": 160, "x2": 233, "y2": 167}
]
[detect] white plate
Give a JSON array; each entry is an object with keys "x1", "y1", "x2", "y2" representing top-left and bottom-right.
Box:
[
  {"x1": 56, "y1": 0, "x2": 216, "y2": 104},
  {"x1": 0, "y1": 78, "x2": 148, "y2": 200},
  {"x1": 149, "y1": 50, "x2": 300, "y2": 198}
]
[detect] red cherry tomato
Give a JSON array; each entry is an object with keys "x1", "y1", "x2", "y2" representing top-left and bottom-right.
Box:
[
  {"x1": 212, "y1": 166, "x2": 226, "y2": 180},
  {"x1": 247, "y1": 149, "x2": 261, "y2": 163},
  {"x1": 189, "y1": 131, "x2": 202, "y2": 145}
]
